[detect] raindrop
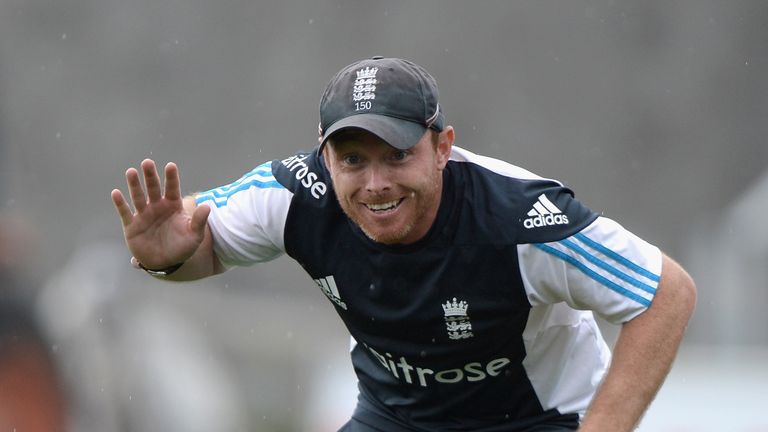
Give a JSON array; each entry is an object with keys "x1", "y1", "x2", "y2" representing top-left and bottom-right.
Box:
[
  {"x1": 308, "y1": 18, "x2": 314, "y2": 24},
  {"x1": 61, "y1": 34, "x2": 67, "y2": 40}
]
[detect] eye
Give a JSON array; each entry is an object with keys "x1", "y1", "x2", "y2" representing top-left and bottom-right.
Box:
[
  {"x1": 342, "y1": 154, "x2": 361, "y2": 165},
  {"x1": 390, "y1": 150, "x2": 408, "y2": 161}
]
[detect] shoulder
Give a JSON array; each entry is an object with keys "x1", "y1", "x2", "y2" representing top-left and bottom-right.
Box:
[
  {"x1": 271, "y1": 148, "x2": 334, "y2": 206},
  {"x1": 449, "y1": 146, "x2": 545, "y2": 182},
  {"x1": 447, "y1": 146, "x2": 598, "y2": 244},
  {"x1": 196, "y1": 160, "x2": 288, "y2": 209}
]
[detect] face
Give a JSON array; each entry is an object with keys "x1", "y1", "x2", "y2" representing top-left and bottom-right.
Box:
[{"x1": 324, "y1": 127, "x2": 453, "y2": 245}]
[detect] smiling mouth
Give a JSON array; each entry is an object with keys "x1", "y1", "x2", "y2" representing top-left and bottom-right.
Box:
[{"x1": 365, "y1": 198, "x2": 403, "y2": 213}]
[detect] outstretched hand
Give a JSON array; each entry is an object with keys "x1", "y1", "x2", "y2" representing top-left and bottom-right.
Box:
[{"x1": 111, "y1": 159, "x2": 211, "y2": 270}]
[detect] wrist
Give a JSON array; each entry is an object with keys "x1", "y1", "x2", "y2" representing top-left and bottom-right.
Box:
[{"x1": 133, "y1": 258, "x2": 185, "y2": 276}]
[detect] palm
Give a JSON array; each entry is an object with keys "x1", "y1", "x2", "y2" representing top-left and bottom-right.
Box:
[
  {"x1": 122, "y1": 196, "x2": 194, "y2": 266},
  {"x1": 111, "y1": 159, "x2": 209, "y2": 269}
]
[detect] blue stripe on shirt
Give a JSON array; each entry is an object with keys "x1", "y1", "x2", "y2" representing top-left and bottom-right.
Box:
[
  {"x1": 559, "y1": 238, "x2": 656, "y2": 295},
  {"x1": 574, "y1": 233, "x2": 660, "y2": 282},
  {"x1": 213, "y1": 164, "x2": 274, "y2": 193},
  {"x1": 533, "y1": 243, "x2": 652, "y2": 307},
  {"x1": 195, "y1": 163, "x2": 285, "y2": 208}
]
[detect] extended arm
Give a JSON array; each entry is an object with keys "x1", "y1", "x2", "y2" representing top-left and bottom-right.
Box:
[
  {"x1": 111, "y1": 159, "x2": 224, "y2": 281},
  {"x1": 579, "y1": 254, "x2": 696, "y2": 431}
]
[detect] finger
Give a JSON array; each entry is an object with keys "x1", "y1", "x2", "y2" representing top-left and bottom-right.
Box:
[
  {"x1": 142, "y1": 159, "x2": 163, "y2": 203},
  {"x1": 111, "y1": 188, "x2": 134, "y2": 227},
  {"x1": 164, "y1": 162, "x2": 182, "y2": 201},
  {"x1": 126, "y1": 167, "x2": 147, "y2": 213},
  {"x1": 190, "y1": 202, "x2": 211, "y2": 239}
]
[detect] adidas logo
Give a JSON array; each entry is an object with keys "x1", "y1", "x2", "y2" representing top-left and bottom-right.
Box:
[
  {"x1": 313, "y1": 275, "x2": 347, "y2": 310},
  {"x1": 523, "y1": 194, "x2": 569, "y2": 229}
]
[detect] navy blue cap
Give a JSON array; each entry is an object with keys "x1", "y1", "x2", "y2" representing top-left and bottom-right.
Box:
[{"x1": 318, "y1": 57, "x2": 444, "y2": 151}]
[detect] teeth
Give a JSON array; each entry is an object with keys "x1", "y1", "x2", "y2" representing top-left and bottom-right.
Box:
[{"x1": 366, "y1": 200, "x2": 400, "y2": 211}]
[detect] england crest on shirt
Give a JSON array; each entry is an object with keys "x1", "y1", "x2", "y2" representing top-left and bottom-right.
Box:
[{"x1": 442, "y1": 297, "x2": 474, "y2": 340}]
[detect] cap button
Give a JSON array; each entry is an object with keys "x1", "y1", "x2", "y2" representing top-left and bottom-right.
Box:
[{"x1": 371, "y1": 55, "x2": 384, "y2": 60}]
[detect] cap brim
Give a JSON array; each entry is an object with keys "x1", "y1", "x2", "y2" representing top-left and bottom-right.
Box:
[{"x1": 320, "y1": 113, "x2": 427, "y2": 152}]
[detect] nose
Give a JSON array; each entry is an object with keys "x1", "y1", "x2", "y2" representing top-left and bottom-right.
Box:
[{"x1": 364, "y1": 163, "x2": 392, "y2": 194}]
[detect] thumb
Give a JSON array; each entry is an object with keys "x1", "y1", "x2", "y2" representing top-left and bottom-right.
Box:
[{"x1": 190, "y1": 203, "x2": 211, "y2": 238}]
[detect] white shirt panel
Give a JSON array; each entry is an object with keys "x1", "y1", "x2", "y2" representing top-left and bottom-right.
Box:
[
  {"x1": 450, "y1": 146, "x2": 554, "y2": 183},
  {"x1": 521, "y1": 304, "x2": 610, "y2": 416},
  {"x1": 517, "y1": 216, "x2": 661, "y2": 416},
  {"x1": 518, "y1": 216, "x2": 662, "y2": 324},
  {"x1": 198, "y1": 176, "x2": 293, "y2": 268}
]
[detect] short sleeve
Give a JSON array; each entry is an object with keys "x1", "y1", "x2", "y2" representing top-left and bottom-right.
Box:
[
  {"x1": 517, "y1": 216, "x2": 662, "y2": 324},
  {"x1": 195, "y1": 162, "x2": 294, "y2": 268}
]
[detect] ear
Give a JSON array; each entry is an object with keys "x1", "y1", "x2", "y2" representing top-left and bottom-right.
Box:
[
  {"x1": 322, "y1": 142, "x2": 333, "y2": 172},
  {"x1": 435, "y1": 126, "x2": 454, "y2": 169}
]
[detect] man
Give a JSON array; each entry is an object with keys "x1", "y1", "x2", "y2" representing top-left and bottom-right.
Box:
[{"x1": 111, "y1": 57, "x2": 696, "y2": 431}]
